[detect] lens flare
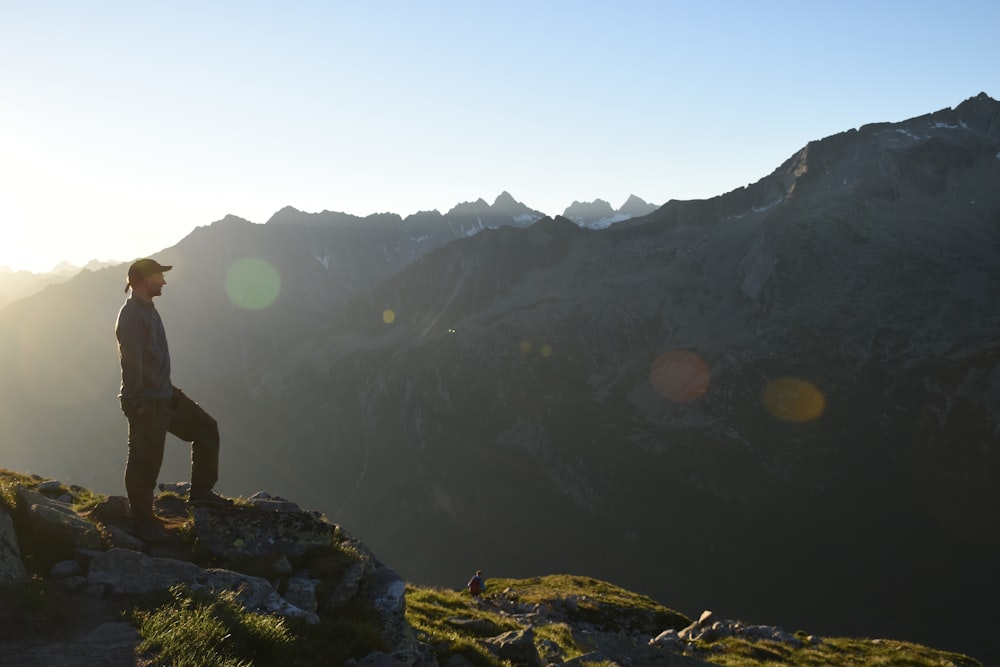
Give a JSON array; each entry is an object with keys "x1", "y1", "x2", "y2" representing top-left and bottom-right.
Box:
[
  {"x1": 650, "y1": 350, "x2": 711, "y2": 403},
  {"x1": 761, "y1": 377, "x2": 826, "y2": 422},
  {"x1": 540, "y1": 345, "x2": 553, "y2": 358},
  {"x1": 225, "y1": 258, "x2": 281, "y2": 310},
  {"x1": 383, "y1": 309, "x2": 396, "y2": 324}
]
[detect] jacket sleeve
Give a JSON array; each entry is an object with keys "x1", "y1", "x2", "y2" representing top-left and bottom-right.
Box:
[{"x1": 116, "y1": 307, "x2": 145, "y2": 410}]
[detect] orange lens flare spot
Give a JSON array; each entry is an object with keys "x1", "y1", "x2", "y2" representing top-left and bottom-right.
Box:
[
  {"x1": 761, "y1": 377, "x2": 826, "y2": 422},
  {"x1": 650, "y1": 351, "x2": 710, "y2": 403},
  {"x1": 382, "y1": 309, "x2": 396, "y2": 324}
]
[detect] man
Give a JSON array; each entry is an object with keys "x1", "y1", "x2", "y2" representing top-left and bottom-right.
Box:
[
  {"x1": 468, "y1": 570, "x2": 486, "y2": 599},
  {"x1": 116, "y1": 258, "x2": 232, "y2": 543}
]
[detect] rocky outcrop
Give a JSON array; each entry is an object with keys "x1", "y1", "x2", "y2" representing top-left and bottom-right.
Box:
[
  {"x1": 650, "y1": 609, "x2": 822, "y2": 656},
  {"x1": 0, "y1": 475, "x2": 412, "y2": 665}
]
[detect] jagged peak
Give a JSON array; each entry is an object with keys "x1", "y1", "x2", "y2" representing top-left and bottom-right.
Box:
[
  {"x1": 492, "y1": 190, "x2": 520, "y2": 208},
  {"x1": 446, "y1": 197, "x2": 491, "y2": 216}
]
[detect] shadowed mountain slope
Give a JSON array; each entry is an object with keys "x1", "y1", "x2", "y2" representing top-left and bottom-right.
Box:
[{"x1": 0, "y1": 94, "x2": 997, "y2": 663}]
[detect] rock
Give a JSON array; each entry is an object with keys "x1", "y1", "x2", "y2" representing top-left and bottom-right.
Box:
[
  {"x1": 483, "y1": 629, "x2": 542, "y2": 667},
  {"x1": 49, "y1": 559, "x2": 82, "y2": 579},
  {"x1": 284, "y1": 573, "x2": 321, "y2": 613},
  {"x1": 189, "y1": 568, "x2": 320, "y2": 625},
  {"x1": 327, "y1": 561, "x2": 369, "y2": 608},
  {"x1": 367, "y1": 562, "x2": 410, "y2": 653},
  {"x1": 158, "y1": 481, "x2": 191, "y2": 495},
  {"x1": 85, "y1": 496, "x2": 131, "y2": 523},
  {"x1": 192, "y1": 504, "x2": 336, "y2": 561},
  {"x1": 650, "y1": 629, "x2": 683, "y2": 650},
  {"x1": 86, "y1": 548, "x2": 201, "y2": 594},
  {"x1": 36, "y1": 480, "x2": 66, "y2": 496},
  {"x1": 247, "y1": 491, "x2": 302, "y2": 512},
  {"x1": 0, "y1": 507, "x2": 27, "y2": 584},
  {"x1": 347, "y1": 650, "x2": 427, "y2": 666},
  {"x1": 15, "y1": 484, "x2": 101, "y2": 551},
  {"x1": 445, "y1": 616, "x2": 506, "y2": 636}
]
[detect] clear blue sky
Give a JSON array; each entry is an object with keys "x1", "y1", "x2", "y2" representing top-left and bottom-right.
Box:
[{"x1": 2, "y1": 0, "x2": 997, "y2": 272}]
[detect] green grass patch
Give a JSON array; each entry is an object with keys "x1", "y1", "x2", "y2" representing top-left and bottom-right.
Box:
[
  {"x1": 405, "y1": 584, "x2": 520, "y2": 666},
  {"x1": 134, "y1": 585, "x2": 293, "y2": 667},
  {"x1": 406, "y1": 575, "x2": 690, "y2": 667},
  {"x1": 698, "y1": 635, "x2": 982, "y2": 667},
  {"x1": 488, "y1": 574, "x2": 690, "y2": 631},
  {"x1": 132, "y1": 584, "x2": 387, "y2": 667}
]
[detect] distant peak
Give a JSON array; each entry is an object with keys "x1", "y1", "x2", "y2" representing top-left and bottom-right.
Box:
[
  {"x1": 493, "y1": 191, "x2": 519, "y2": 207},
  {"x1": 618, "y1": 195, "x2": 658, "y2": 217},
  {"x1": 265, "y1": 207, "x2": 306, "y2": 225}
]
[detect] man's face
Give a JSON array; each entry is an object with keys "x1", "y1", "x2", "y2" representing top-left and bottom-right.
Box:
[{"x1": 143, "y1": 272, "x2": 166, "y2": 297}]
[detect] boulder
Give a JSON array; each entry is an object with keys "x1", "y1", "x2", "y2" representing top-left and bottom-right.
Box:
[
  {"x1": 85, "y1": 547, "x2": 320, "y2": 624},
  {"x1": 482, "y1": 629, "x2": 542, "y2": 667},
  {"x1": 192, "y1": 505, "x2": 336, "y2": 561},
  {"x1": 283, "y1": 573, "x2": 321, "y2": 613},
  {"x1": 0, "y1": 508, "x2": 27, "y2": 584},
  {"x1": 86, "y1": 548, "x2": 201, "y2": 594},
  {"x1": 15, "y1": 484, "x2": 101, "y2": 551},
  {"x1": 189, "y1": 568, "x2": 320, "y2": 624}
]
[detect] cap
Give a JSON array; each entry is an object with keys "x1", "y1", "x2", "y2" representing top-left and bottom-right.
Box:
[{"x1": 125, "y1": 258, "x2": 172, "y2": 291}]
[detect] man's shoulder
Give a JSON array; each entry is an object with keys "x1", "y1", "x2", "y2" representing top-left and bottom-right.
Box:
[{"x1": 116, "y1": 297, "x2": 153, "y2": 324}]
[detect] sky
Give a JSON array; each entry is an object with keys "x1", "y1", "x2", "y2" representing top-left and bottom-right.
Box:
[{"x1": 2, "y1": 1, "x2": 998, "y2": 273}]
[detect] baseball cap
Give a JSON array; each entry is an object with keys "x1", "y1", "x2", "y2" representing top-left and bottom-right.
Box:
[{"x1": 125, "y1": 258, "x2": 172, "y2": 292}]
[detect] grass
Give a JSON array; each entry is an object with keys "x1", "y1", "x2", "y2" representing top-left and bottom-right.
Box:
[
  {"x1": 406, "y1": 584, "x2": 520, "y2": 666},
  {"x1": 133, "y1": 585, "x2": 294, "y2": 667},
  {"x1": 487, "y1": 573, "x2": 691, "y2": 631},
  {"x1": 131, "y1": 572, "x2": 387, "y2": 666},
  {"x1": 0, "y1": 468, "x2": 39, "y2": 513},
  {"x1": 405, "y1": 576, "x2": 982, "y2": 667},
  {"x1": 702, "y1": 635, "x2": 982, "y2": 667},
  {"x1": 406, "y1": 575, "x2": 691, "y2": 666}
]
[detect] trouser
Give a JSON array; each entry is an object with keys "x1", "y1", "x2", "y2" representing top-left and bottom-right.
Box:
[{"x1": 123, "y1": 388, "x2": 220, "y2": 523}]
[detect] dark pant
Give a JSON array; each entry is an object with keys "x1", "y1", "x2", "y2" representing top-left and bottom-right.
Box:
[{"x1": 123, "y1": 388, "x2": 220, "y2": 523}]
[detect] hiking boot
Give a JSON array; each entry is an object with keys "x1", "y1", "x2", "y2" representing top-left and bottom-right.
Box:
[
  {"x1": 132, "y1": 518, "x2": 172, "y2": 544},
  {"x1": 188, "y1": 489, "x2": 235, "y2": 508}
]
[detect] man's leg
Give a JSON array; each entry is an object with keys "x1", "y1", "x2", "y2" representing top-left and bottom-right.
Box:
[
  {"x1": 167, "y1": 389, "x2": 221, "y2": 495},
  {"x1": 124, "y1": 410, "x2": 170, "y2": 525}
]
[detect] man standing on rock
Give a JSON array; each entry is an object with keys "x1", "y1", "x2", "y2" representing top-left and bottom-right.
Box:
[{"x1": 115, "y1": 258, "x2": 233, "y2": 543}]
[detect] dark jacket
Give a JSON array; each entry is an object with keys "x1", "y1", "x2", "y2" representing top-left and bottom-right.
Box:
[{"x1": 115, "y1": 296, "x2": 173, "y2": 412}]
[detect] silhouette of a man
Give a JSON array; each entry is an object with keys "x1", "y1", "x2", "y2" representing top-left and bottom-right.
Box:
[{"x1": 115, "y1": 258, "x2": 232, "y2": 543}]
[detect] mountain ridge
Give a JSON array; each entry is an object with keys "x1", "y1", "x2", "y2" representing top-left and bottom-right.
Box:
[{"x1": 0, "y1": 93, "x2": 997, "y2": 663}]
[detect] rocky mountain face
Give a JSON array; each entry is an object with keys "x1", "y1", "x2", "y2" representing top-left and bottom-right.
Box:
[{"x1": 0, "y1": 94, "x2": 997, "y2": 664}]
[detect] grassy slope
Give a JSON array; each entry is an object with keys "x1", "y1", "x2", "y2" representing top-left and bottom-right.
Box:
[{"x1": 406, "y1": 575, "x2": 982, "y2": 667}]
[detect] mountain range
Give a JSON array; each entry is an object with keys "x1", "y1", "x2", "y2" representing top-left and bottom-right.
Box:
[
  {"x1": 0, "y1": 195, "x2": 656, "y2": 310},
  {"x1": 0, "y1": 94, "x2": 997, "y2": 664}
]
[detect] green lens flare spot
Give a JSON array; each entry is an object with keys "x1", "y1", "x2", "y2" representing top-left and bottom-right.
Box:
[{"x1": 225, "y1": 258, "x2": 281, "y2": 310}]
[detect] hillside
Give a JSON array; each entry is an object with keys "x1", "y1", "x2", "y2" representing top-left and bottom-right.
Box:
[
  {"x1": 0, "y1": 470, "x2": 981, "y2": 666},
  {"x1": 0, "y1": 94, "x2": 997, "y2": 663}
]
